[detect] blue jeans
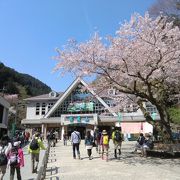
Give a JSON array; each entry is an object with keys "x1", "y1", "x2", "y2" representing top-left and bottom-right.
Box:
[{"x1": 72, "y1": 143, "x2": 80, "y2": 158}]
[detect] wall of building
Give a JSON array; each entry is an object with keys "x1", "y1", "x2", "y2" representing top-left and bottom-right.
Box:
[
  {"x1": 121, "y1": 122, "x2": 153, "y2": 134},
  {"x1": 26, "y1": 102, "x2": 44, "y2": 119},
  {"x1": 26, "y1": 100, "x2": 56, "y2": 119},
  {"x1": 0, "y1": 96, "x2": 10, "y2": 129}
]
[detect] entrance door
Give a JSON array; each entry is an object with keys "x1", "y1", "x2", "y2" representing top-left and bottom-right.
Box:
[{"x1": 67, "y1": 124, "x2": 86, "y2": 139}]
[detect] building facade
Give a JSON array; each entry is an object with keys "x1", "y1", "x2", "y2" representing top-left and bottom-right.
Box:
[
  {"x1": 0, "y1": 96, "x2": 10, "y2": 136},
  {"x1": 21, "y1": 78, "x2": 158, "y2": 139}
]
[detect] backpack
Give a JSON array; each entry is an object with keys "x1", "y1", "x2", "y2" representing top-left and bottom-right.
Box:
[
  {"x1": 30, "y1": 138, "x2": 39, "y2": 150},
  {"x1": 114, "y1": 131, "x2": 122, "y2": 142},
  {"x1": 0, "y1": 147, "x2": 8, "y2": 166},
  {"x1": 146, "y1": 139, "x2": 154, "y2": 150},
  {"x1": 103, "y1": 135, "x2": 109, "y2": 145},
  {"x1": 9, "y1": 146, "x2": 19, "y2": 166},
  {"x1": 49, "y1": 133, "x2": 55, "y2": 140}
]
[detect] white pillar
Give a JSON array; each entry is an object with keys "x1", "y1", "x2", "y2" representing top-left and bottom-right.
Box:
[
  {"x1": 30, "y1": 128, "x2": 33, "y2": 139},
  {"x1": 61, "y1": 126, "x2": 65, "y2": 140},
  {"x1": 94, "y1": 125, "x2": 97, "y2": 130},
  {"x1": 41, "y1": 123, "x2": 44, "y2": 134},
  {"x1": 44, "y1": 124, "x2": 47, "y2": 140}
]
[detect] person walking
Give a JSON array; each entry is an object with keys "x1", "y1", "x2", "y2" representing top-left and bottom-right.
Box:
[
  {"x1": 112, "y1": 127, "x2": 123, "y2": 159},
  {"x1": 71, "y1": 128, "x2": 81, "y2": 159},
  {"x1": 49, "y1": 130, "x2": 56, "y2": 147},
  {"x1": 63, "y1": 132, "x2": 68, "y2": 146},
  {"x1": 100, "y1": 130, "x2": 109, "y2": 162},
  {"x1": 94, "y1": 128, "x2": 101, "y2": 154},
  {"x1": 28, "y1": 133, "x2": 46, "y2": 173},
  {"x1": 54, "y1": 130, "x2": 59, "y2": 143},
  {"x1": 9, "y1": 141, "x2": 24, "y2": 180},
  {"x1": 0, "y1": 135, "x2": 12, "y2": 180},
  {"x1": 85, "y1": 131, "x2": 94, "y2": 160}
]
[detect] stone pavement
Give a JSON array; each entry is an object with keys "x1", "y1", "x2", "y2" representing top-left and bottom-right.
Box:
[
  {"x1": 45, "y1": 140, "x2": 180, "y2": 180},
  {"x1": 4, "y1": 144, "x2": 46, "y2": 180}
]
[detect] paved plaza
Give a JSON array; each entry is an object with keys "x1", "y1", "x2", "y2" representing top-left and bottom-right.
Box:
[
  {"x1": 3, "y1": 140, "x2": 180, "y2": 180},
  {"x1": 45, "y1": 140, "x2": 180, "y2": 180}
]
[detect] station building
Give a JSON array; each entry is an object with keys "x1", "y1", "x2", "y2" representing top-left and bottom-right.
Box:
[{"x1": 21, "y1": 77, "x2": 158, "y2": 139}]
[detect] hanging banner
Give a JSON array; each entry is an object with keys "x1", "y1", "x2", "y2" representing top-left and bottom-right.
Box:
[
  {"x1": 118, "y1": 112, "x2": 122, "y2": 122},
  {"x1": 67, "y1": 102, "x2": 94, "y2": 112},
  {"x1": 151, "y1": 112, "x2": 157, "y2": 121}
]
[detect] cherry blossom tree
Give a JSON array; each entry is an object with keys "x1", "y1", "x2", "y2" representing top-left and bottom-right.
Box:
[
  {"x1": 149, "y1": 0, "x2": 180, "y2": 27},
  {"x1": 54, "y1": 13, "x2": 180, "y2": 141}
]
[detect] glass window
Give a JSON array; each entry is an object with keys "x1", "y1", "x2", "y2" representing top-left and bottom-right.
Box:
[
  {"x1": 42, "y1": 103, "x2": 46, "y2": 115},
  {"x1": 36, "y1": 103, "x2": 40, "y2": 115},
  {"x1": 50, "y1": 83, "x2": 108, "y2": 117},
  {"x1": 48, "y1": 102, "x2": 54, "y2": 111},
  {"x1": 146, "y1": 103, "x2": 157, "y2": 114}
]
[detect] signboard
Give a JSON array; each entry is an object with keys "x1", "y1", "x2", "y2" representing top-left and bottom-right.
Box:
[
  {"x1": 69, "y1": 117, "x2": 74, "y2": 123},
  {"x1": 77, "y1": 116, "x2": 81, "y2": 123},
  {"x1": 67, "y1": 102, "x2": 94, "y2": 112},
  {"x1": 62, "y1": 114, "x2": 97, "y2": 125},
  {"x1": 67, "y1": 116, "x2": 91, "y2": 124}
]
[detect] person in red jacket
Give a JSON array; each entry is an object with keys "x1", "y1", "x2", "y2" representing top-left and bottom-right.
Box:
[{"x1": 8, "y1": 141, "x2": 24, "y2": 180}]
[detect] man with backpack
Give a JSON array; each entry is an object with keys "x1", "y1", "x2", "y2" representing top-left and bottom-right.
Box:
[
  {"x1": 112, "y1": 127, "x2": 122, "y2": 159},
  {"x1": 71, "y1": 128, "x2": 81, "y2": 160},
  {"x1": 28, "y1": 133, "x2": 46, "y2": 173},
  {"x1": 0, "y1": 135, "x2": 12, "y2": 180}
]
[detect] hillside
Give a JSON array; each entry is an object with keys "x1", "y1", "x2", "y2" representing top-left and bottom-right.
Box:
[{"x1": 0, "y1": 62, "x2": 51, "y2": 98}]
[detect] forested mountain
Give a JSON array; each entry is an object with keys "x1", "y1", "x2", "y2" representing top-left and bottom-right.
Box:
[{"x1": 0, "y1": 62, "x2": 51, "y2": 98}]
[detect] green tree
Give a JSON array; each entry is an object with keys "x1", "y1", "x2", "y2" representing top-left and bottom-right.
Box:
[{"x1": 168, "y1": 107, "x2": 180, "y2": 124}]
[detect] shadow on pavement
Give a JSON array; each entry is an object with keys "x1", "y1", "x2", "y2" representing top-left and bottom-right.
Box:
[
  {"x1": 113, "y1": 151, "x2": 180, "y2": 166},
  {"x1": 45, "y1": 175, "x2": 60, "y2": 180},
  {"x1": 46, "y1": 166, "x2": 59, "y2": 176}
]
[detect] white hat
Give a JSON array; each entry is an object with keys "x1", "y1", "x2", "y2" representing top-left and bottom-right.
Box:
[
  {"x1": 102, "y1": 130, "x2": 107, "y2": 135},
  {"x1": 13, "y1": 141, "x2": 21, "y2": 147}
]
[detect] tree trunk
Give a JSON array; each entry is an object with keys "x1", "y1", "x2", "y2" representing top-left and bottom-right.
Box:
[
  {"x1": 156, "y1": 104, "x2": 174, "y2": 142},
  {"x1": 137, "y1": 99, "x2": 174, "y2": 142}
]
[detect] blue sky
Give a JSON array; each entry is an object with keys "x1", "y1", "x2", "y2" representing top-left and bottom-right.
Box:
[{"x1": 0, "y1": 0, "x2": 155, "y2": 92}]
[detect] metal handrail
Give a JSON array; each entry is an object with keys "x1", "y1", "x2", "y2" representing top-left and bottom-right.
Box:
[{"x1": 36, "y1": 143, "x2": 50, "y2": 180}]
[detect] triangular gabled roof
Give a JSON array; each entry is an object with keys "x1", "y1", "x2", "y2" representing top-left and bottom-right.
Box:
[{"x1": 44, "y1": 77, "x2": 117, "y2": 118}]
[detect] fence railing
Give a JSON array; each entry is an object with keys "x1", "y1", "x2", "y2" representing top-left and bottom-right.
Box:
[{"x1": 36, "y1": 142, "x2": 50, "y2": 180}]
